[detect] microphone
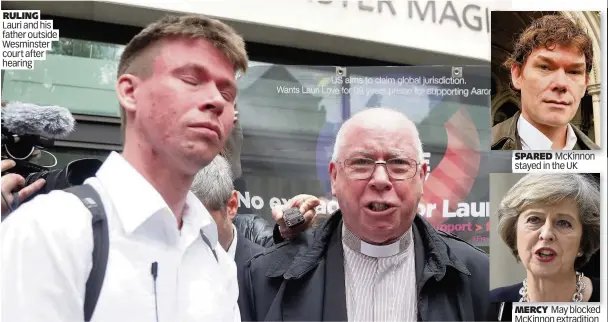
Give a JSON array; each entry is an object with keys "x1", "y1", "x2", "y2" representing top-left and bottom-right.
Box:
[
  {"x1": 150, "y1": 262, "x2": 159, "y2": 322},
  {"x1": 150, "y1": 262, "x2": 158, "y2": 279},
  {"x1": 1, "y1": 102, "x2": 75, "y2": 138}
]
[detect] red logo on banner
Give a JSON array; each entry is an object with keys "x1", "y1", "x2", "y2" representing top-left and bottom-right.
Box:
[{"x1": 420, "y1": 107, "x2": 481, "y2": 228}]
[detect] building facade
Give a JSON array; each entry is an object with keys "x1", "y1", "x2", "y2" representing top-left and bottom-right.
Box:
[{"x1": 2, "y1": 1, "x2": 600, "y2": 248}]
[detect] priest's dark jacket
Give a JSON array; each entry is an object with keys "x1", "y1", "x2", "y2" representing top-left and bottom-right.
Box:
[{"x1": 239, "y1": 211, "x2": 490, "y2": 321}]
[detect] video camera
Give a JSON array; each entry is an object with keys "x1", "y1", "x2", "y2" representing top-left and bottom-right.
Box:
[{"x1": 1, "y1": 102, "x2": 102, "y2": 204}]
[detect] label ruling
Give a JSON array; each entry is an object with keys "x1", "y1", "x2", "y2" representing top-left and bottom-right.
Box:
[{"x1": 1, "y1": 10, "x2": 60, "y2": 70}]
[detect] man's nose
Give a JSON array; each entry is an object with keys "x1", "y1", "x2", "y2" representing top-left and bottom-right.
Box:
[
  {"x1": 550, "y1": 69, "x2": 569, "y2": 94},
  {"x1": 538, "y1": 222, "x2": 555, "y2": 242},
  {"x1": 369, "y1": 164, "x2": 392, "y2": 191},
  {"x1": 198, "y1": 83, "x2": 225, "y2": 115}
]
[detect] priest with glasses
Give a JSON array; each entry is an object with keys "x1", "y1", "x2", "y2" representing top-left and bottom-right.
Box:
[{"x1": 239, "y1": 107, "x2": 490, "y2": 321}]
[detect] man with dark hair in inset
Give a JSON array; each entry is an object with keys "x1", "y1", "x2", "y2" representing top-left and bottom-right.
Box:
[{"x1": 492, "y1": 14, "x2": 599, "y2": 150}]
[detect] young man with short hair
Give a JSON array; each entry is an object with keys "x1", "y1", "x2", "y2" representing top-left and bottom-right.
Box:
[{"x1": 1, "y1": 14, "x2": 248, "y2": 321}]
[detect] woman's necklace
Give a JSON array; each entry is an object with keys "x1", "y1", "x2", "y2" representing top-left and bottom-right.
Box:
[{"x1": 519, "y1": 271, "x2": 586, "y2": 302}]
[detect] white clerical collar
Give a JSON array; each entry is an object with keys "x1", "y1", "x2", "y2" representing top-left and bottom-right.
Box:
[
  {"x1": 342, "y1": 224, "x2": 412, "y2": 258},
  {"x1": 517, "y1": 115, "x2": 577, "y2": 150}
]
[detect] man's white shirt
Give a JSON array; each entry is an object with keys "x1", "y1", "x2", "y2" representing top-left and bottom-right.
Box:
[
  {"x1": 517, "y1": 115, "x2": 577, "y2": 150},
  {"x1": 227, "y1": 224, "x2": 238, "y2": 260},
  {"x1": 0, "y1": 152, "x2": 240, "y2": 322}
]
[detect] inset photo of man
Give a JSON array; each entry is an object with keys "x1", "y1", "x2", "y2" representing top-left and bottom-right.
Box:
[{"x1": 490, "y1": 12, "x2": 601, "y2": 150}]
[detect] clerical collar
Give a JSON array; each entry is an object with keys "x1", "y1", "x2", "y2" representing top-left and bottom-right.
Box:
[{"x1": 342, "y1": 224, "x2": 413, "y2": 258}]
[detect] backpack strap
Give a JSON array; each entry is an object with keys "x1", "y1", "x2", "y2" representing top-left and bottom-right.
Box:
[
  {"x1": 64, "y1": 184, "x2": 109, "y2": 322},
  {"x1": 199, "y1": 229, "x2": 218, "y2": 262}
]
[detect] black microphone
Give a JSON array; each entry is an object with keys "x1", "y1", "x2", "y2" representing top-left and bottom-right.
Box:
[
  {"x1": 2, "y1": 102, "x2": 75, "y2": 160},
  {"x1": 150, "y1": 262, "x2": 158, "y2": 279},
  {"x1": 1, "y1": 102, "x2": 75, "y2": 138},
  {"x1": 150, "y1": 262, "x2": 159, "y2": 322}
]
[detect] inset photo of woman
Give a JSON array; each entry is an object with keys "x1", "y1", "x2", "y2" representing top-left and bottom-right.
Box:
[{"x1": 489, "y1": 173, "x2": 600, "y2": 306}]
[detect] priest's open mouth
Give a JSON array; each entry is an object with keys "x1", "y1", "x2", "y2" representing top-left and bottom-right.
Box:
[{"x1": 364, "y1": 201, "x2": 397, "y2": 215}]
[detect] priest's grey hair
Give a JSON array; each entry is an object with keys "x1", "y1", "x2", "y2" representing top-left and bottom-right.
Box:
[
  {"x1": 191, "y1": 155, "x2": 234, "y2": 211},
  {"x1": 331, "y1": 107, "x2": 424, "y2": 164}
]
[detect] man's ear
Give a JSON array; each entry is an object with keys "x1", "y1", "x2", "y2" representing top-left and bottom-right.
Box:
[
  {"x1": 511, "y1": 64, "x2": 523, "y2": 91},
  {"x1": 329, "y1": 162, "x2": 338, "y2": 197},
  {"x1": 227, "y1": 190, "x2": 239, "y2": 221},
  {"x1": 418, "y1": 162, "x2": 428, "y2": 196},
  {"x1": 419, "y1": 162, "x2": 428, "y2": 181},
  {"x1": 116, "y1": 74, "x2": 140, "y2": 117}
]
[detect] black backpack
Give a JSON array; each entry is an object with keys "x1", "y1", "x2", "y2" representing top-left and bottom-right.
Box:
[{"x1": 64, "y1": 184, "x2": 109, "y2": 322}]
